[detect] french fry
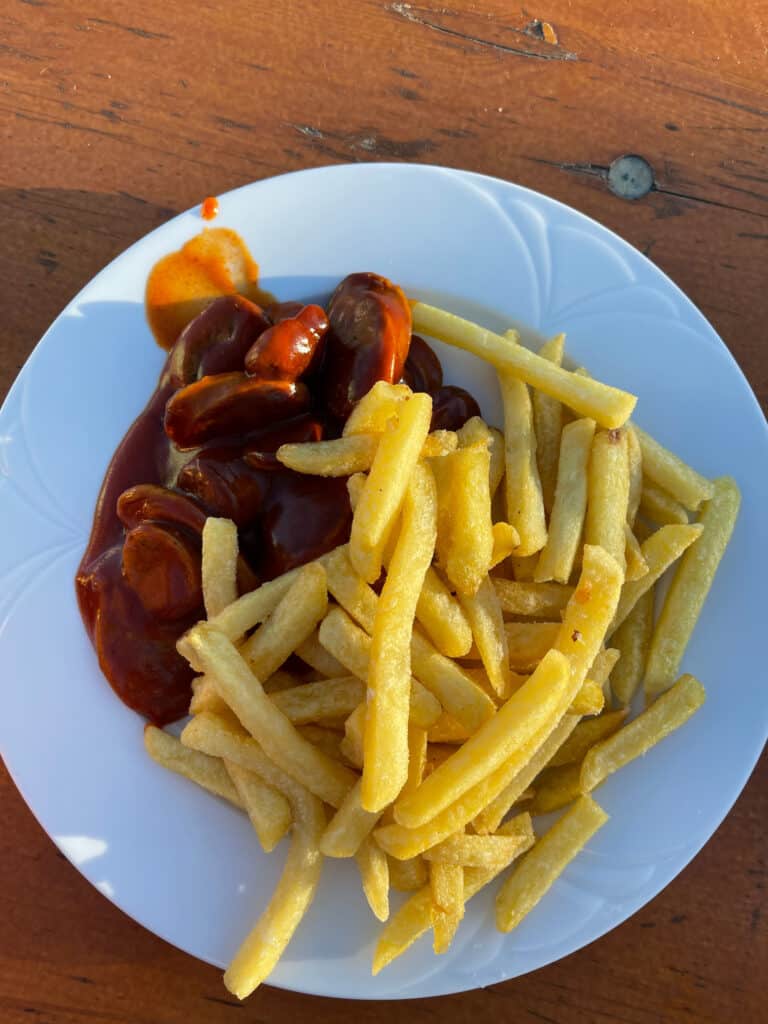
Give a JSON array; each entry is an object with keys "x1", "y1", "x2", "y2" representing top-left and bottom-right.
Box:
[
  {"x1": 496, "y1": 796, "x2": 608, "y2": 933},
  {"x1": 423, "y1": 833, "x2": 528, "y2": 868},
  {"x1": 586, "y1": 648, "x2": 621, "y2": 696},
  {"x1": 182, "y1": 631, "x2": 357, "y2": 807},
  {"x1": 363, "y1": 461, "x2": 437, "y2": 811},
  {"x1": 341, "y1": 704, "x2": 365, "y2": 769},
  {"x1": 320, "y1": 780, "x2": 381, "y2": 858},
  {"x1": 430, "y1": 861, "x2": 464, "y2": 953},
  {"x1": 393, "y1": 649, "x2": 571, "y2": 828},
  {"x1": 379, "y1": 715, "x2": 577, "y2": 857},
  {"x1": 422, "y1": 430, "x2": 458, "y2": 457},
  {"x1": 296, "y1": 629, "x2": 347, "y2": 677},
  {"x1": 624, "y1": 523, "x2": 648, "y2": 581},
  {"x1": 499, "y1": 366, "x2": 547, "y2": 557},
  {"x1": 639, "y1": 479, "x2": 689, "y2": 526},
  {"x1": 263, "y1": 670, "x2": 304, "y2": 694},
  {"x1": 511, "y1": 552, "x2": 538, "y2": 581},
  {"x1": 372, "y1": 815, "x2": 535, "y2": 974},
  {"x1": 403, "y1": 726, "x2": 428, "y2": 798},
  {"x1": 586, "y1": 428, "x2": 629, "y2": 571},
  {"x1": 201, "y1": 517, "x2": 239, "y2": 617},
  {"x1": 535, "y1": 418, "x2": 596, "y2": 583},
  {"x1": 144, "y1": 725, "x2": 243, "y2": 808},
  {"x1": 413, "y1": 303, "x2": 636, "y2": 426},
  {"x1": 532, "y1": 333, "x2": 566, "y2": 514},
  {"x1": 190, "y1": 674, "x2": 229, "y2": 717},
  {"x1": 356, "y1": 836, "x2": 390, "y2": 922},
  {"x1": 610, "y1": 524, "x2": 703, "y2": 634},
  {"x1": 626, "y1": 424, "x2": 643, "y2": 525},
  {"x1": 347, "y1": 472, "x2": 367, "y2": 511},
  {"x1": 225, "y1": 761, "x2": 293, "y2": 853},
  {"x1": 414, "y1": 568, "x2": 474, "y2": 659},
  {"x1": 471, "y1": 717, "x2": 579, "y2": 834},
  {"x1": 277, "y1": 434, "x2": 379, "y2": 476},
  {"x1": 349, "y1": 391, "x2": 432, "y2": 582},
  {"x1": 645, "y1": 478, "x2": 740, "y2": 699},
  {"x1": 427, "y1": 713, "x2": 471, "y2": 745},
  {"x1": 529, "y1": 762, "x2": 581, "y2": 815},
  {"x1": 343, "y1": 380, "x2": 412, "y2": 436},
  {"x1": 270, "y1": 677, "x2": 365, "y2": 725},
  {"x1": 568, "y1": 679, "x2": 604, "y2": 716},
  {"x1": 457, "y1": 416, "x2": 504, "y2": 497},
  {"x1": 389, "y1": 855, "x2": 428, "y2": 892},
  {"x1": 224, "y1": 771, "x2": 325, "y2": 999},
  {"x1": 547, "y1": 709, "x2": 629, "y2": 767},
  {"x1": 317, "y1": 609, "x2": 442, "y2": 729},
  {"x1": 297, "y1": 724, "x2": 346, "y2": 764},
  {"x1": 610, "y1": 587, "x2": 654, "y2": 705},
  {"x1": 239, "y1": 563, "x2": 328, "y2": 678},
  {"x1": 632, "y1": 425, "x2": 714, "y2": 511},
  {"x1": 581, "y1": 675, "x2": 706, "y2": 792},
  {"x1": 459, "y1": 576, "x2": 512, "y2": 698},
  {"x1": 492, "y1": 578, "x2": 573, "y2": 618},
  {"x1": 490, "y1": 522, "x2": 521, "y2": 569},
  {"x1": 443, "y1": 444, "x2": 494, "y2": 595},
  {"x1": 504, "y1": 621, "x2": 561, "y2": 670}
]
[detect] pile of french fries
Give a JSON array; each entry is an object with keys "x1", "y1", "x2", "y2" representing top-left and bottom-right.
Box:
[{"x1": 144, "y1": 301, "x2": 739, "y2": 999}]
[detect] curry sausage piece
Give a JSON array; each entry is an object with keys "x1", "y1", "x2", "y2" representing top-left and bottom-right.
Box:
[
  {"x1": 244, "y1": 304, "x2": 328, "y2": 381},
  {"x1": 122, "y1": 522, "x2": 202, "y2": 620},
  {"x1": 166, "y1": 295, "x2": 270, "y2": 387},
  {"x1": 322, "y1": 272, "x2": 412, "y2": 419}
]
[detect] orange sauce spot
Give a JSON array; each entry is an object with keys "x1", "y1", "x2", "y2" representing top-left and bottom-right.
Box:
[
  {"x1": 145, "y1": 227, "x2": 275, "y2": 350},
  {"x1": 542, "y1": 21, "x2": 558, "y2": 45},
  {"x1": 201, "y1": 195, "x2": 219, "y2": 221},
  {"x1": 574, "y1": 583, "x2": 592, "y2": 605}
]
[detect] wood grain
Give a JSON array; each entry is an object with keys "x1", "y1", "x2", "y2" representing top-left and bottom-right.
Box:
[{"x1": 1, "y1": 1, "x2": 766, "y2": 1021}]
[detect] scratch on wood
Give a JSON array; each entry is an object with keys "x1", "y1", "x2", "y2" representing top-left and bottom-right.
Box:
[
  {"x1": 386, "y1": 3, "x2": 579, "y2": 61},
  {"x1": 214, "y1": 115, "x2": 256, "y2": 132},
  {"x1": 0, "y1": 43, "x2": 47, "y2": 63},
  {"x1": 87, "y1": 17, "x2": 171, "y2": 41},
  {"x1": 287, "y1": 123, "x2": 437, "y2": 159}
]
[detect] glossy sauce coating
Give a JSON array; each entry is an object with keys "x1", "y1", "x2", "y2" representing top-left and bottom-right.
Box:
[{"x1": 200, "y1": 196, "x2": 219, "y2": 221}]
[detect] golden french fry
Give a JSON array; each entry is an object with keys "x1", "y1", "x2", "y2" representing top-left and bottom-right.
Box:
[
  {"x1": 414, "y1": 568, "x2": 474, "y2": 659},
  {"x1": 239, "y1": 563, "x2": 328, "y2": 678},
  {"x1": 144, "y1": 724, "x2": 243, "y2": 808},
  {"x1": 317, "y1": 608, "x2": 442, "y2": 729},
  {"x1": 201, "y1": 517, "x2": 239, "y2": 618},
  {"x1": 488, "y1": 427, "x2": 506, "y2": 498},
  {"x1": 645, "y1": 477, "x2": 740, "y2": 699},
  {"x1": 224, "y1": 770, "x2": 325, "y2": 998},
  {"x1": 510, "y1": 552, "x2": 538, "y2": 581},
  {"x1": 443, "y1": 444, "x2": 494, "y2": 595},
  {"x1": 492, "y1": 578, "x2": 573, "y2": 619},
  {"x1": 626, "y1": 424, "x2": 643, "y2": 525},
  {"x1": 532, "y1": 333, "x2": 566, "y2": 514},
  {"x1": 470, "y1": 717, "x2": 579, "y2": 834},
  {"x1": 389, "y1": 855, "x2": 428, "y2": 892},
  {"x1": 639, "y1": 479, "x2": 689, "y2": 526},
  {"x1": 270, "y1": 677, "x2": 365, "y2": 725},
  {"x1": 430, "y1": 861, "x2": 464, "y2": 954},
  {"x1": 632, "y1": 425, "x2": 714, "y2": 511},
  {"x1": 568, "y1": 679, "x2": 604, "y2": 716},
  {"x1": 457, "y1": 416, "x2": 504, "y2": 497},
  {"x1": 372, "y1": 815, "x2": 535, "y2": 974},
  {"x1": 343, "y1": 380, "x2": 412, "y2": 436},
  {"x1": 190, "y1": 674, "x2": 230, "y2": 717},
  {"x1": 412, "y1": 303, "x2": 637, "y2": 427},
  {"x1": 586, "y1": 429, "x2": 629, "y2": 571},
  {"x1": 423, "y1": 833, "x2": 528, "y2": 868},
  {"x1": 349, "y1": 392, "x2": 432, "y2": 583},
  {"x1": 263, "y1": 670, "x2": 304, "y2": 694},
  {"x1": 347, "y1": 472, "x2": 367, "y2": 511},
  {"x1": 504, "y1": 621, "x2": 560, "y2": 670},
  {"x1": 459, "y1": 576, "x2": 512, "y2": 698},
  {"x1": 490, "y1": 522, "x2": 521, "y2": 568},
  {"x1": 320, "y1": 780, "x2": 381, "y2": 858},
  {"x1": 529, "y1": 762, "x2": 581, "y2": 815},
  {"x1": 341, "y1": 703, "x2": 365, "y2": 769},
  {"x1": 393, "y1": 649, "x2": 571, "y2": 828},
  {"x1": 363, "y1": 461, "x2": 437, "y2": 811},
  {"x1": 356, "y1": 836, "x2": 390, "y2": 922},
  {"x1": 535, "y1": 418, "x2": 596, "y2": 583},
  {"x1": 422, "y1": 430, "x2": 459, "y2": 457},
  {"x1": 611, "y1": 587, "x2": 654, "y2": 705},
  {"x1": 587, "y1": 648, "x2": 620, "y2": 695},
  {"x1": 624, "y1": 523, "x2": 648, "y2": 581},
  {"x1": 225, "y1": 760, "x2": 293, "y2": 853},
  {"x1": 378, "y1": 715, "x2": 577, "y2": 859},
  {"x1": 499, "y1": 366, "x2": 547, "y2": 557},
  {"x1": 297, "y1": 724, "x2": 346, "y2": 764},
  {"x1": 496, "y1": 796, "x2": 608, "y2": 933},
  {"x1": 581, "y1": 674, "x2": 706, "y2": 792},
  {"x1": 295, "y1": 629, "x2": 347, "y2": 677},
  {"x1": 277, "y1": 434, "x2": 379, "y2": 476},
  {"x1": 610, "y1": 524, "x2": 703, "y2": 634},
  {"x1": 183, "y1": 630, "x2": 357, "y2": 807},
  {"x1": 548, "y1": 709, "x2": 629, "y2": 767},
  {"x1": 427, "y1": 713, "x2": 471, "y2": 745}
]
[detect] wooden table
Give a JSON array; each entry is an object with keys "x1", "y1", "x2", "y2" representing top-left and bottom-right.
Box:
[{"x1": 1, "y1": 3, "x2": 766, "y2": 1021}]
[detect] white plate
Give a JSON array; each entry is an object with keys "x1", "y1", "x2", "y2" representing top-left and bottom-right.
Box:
[{"x1": 1, "y1": 164, "x2": 766, "y2": 1000}]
